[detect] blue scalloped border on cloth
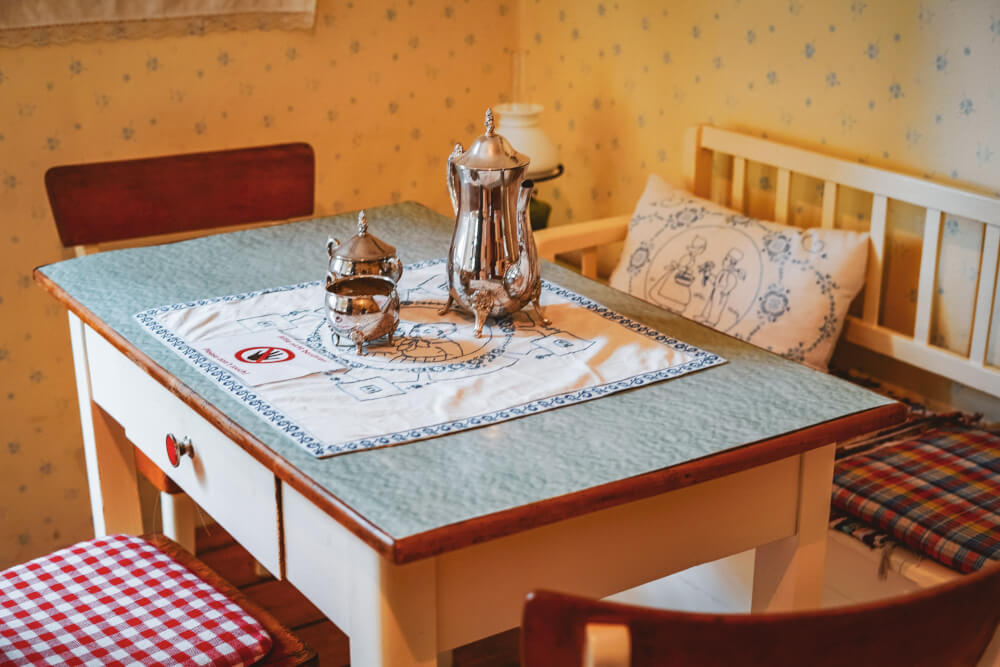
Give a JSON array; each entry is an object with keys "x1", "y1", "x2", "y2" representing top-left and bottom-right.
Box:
[{"x1": 134, "y1": 259, "x2": 726, "y2": 457}]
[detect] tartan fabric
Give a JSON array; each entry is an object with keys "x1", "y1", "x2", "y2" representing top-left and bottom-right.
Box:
[
  {"x1": 829, "y1": 509, "x2": 897, "y2": 551},
  {"x1": 833, "y1": 425, "x2": 1000, "y2": 574},
  {"x1": 0, "y1": 534, "x2": 272, "y2": 666}
]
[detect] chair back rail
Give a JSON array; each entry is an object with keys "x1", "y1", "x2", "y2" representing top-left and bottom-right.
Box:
[
  {"x1": 46, "y1": 143, "x2": 315, "y2": 247},
  {"x1": 522, "y1": 561, "x2": 1000, "y2": 667}
]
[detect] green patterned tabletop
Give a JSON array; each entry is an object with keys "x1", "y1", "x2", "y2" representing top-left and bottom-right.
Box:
[{"x1": 39, "y1": 202, "x2": 895, "y2": 541}]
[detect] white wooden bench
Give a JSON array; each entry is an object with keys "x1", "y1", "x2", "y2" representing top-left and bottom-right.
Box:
[{"x1": 534, "y1": 124, "x2": 1000, "y2": 591}]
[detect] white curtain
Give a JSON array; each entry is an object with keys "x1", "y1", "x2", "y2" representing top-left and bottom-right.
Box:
[{"x1": 0, "y1": 0, "x2": 316, "y2": 47}]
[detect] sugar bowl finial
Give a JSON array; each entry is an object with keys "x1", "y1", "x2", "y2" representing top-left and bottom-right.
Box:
[
  {"x1": 357, "y1": 209, "x2": 368, "y2": 235},
  {"x1": 484, "y1": 108, "x2": 495, "y2": 136}
]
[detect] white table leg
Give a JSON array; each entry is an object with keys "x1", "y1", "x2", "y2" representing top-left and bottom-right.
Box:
[
  {"x1": 283, "y1": 484, "x2": 443, "y2": 667},
  {"x1": 160, "y1": 491, "x2": 197, "y2": 552},
  {"x1": 751, "y1": 443, "x2": 835, "y2": 611},
  {"x1": 348, "y1": 554, "x2": 440, "y2": 667},
  {"x1": 68, "y1": 313, "x2": 144, "y2": 537}
]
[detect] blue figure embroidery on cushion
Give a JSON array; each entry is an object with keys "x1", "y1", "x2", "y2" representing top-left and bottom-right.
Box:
[
  {"x1": 698, "y1": 259, "x2": 716, "y2": 286},
  {"x1": 639, "y1": 224, "x2": 763, "y2": 330},
  {"x1": 695, "y1": 248, "x2": 746, "y2": 327},
  {"x1": 652, "y1": 235, "x2": 706, "y2": 308}
]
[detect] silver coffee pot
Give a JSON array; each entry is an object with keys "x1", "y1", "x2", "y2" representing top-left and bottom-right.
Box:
[{"x1": 439, "y1": 108, "x2": 550, "y2": 337}]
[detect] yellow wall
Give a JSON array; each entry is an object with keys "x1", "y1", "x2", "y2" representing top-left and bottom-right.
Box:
[
  {"x1": 521, "y1": 0, "x2": 1000, "y2": 362},
  {"x1": 0, "y1": 0, "x2": 516, "y2": 567},
  {"x1": 2, "y1": 0, "x2": 1000, "y2": 566}
]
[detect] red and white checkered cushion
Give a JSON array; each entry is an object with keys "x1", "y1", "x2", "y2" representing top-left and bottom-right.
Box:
[{"x1": 0, "y1": 534, "x2": 273, "y2": 666}]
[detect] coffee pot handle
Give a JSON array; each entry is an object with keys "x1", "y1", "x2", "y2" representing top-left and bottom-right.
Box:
[{"x1": 447, "y1": 143, "x2": 463, "y2": 216}]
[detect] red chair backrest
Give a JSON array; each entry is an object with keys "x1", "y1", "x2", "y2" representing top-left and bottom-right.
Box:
[
  {"x1": 523, "y1": 561, "x2": 1000, "y2": 667},
  {"x1": 46, "y1": 143, "x2": 315, "y2": 247}
]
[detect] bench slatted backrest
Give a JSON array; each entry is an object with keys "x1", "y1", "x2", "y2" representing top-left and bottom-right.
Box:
[
  {"x1": 683, "y1": 125, "x2": 1000, "y2": 399},
  {"x1": 46, "y1": 143, "x2": 316, "y2": 248}
]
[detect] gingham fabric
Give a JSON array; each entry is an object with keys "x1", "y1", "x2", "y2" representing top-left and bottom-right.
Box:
[
  {"x1": 833, "y1": 425, "x2": 1000, "y2": 574},
  {"x1": 0, "y1": 534, "x2": 272, "y2": 666}
]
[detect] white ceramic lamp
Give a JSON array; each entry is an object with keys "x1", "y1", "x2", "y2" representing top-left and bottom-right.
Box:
[{"x1": 494, "y1": 103, "x2": 561, "y2": 180}]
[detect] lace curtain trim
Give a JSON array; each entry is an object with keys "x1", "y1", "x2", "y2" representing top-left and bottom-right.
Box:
[{"x1": 0, "y1": 1, "x2": 316, "y2": 47}]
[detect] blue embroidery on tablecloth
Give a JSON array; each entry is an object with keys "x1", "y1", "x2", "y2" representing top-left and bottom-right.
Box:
[{"x1": 135, "y1": 259, "x2": 725, "y2": 457}]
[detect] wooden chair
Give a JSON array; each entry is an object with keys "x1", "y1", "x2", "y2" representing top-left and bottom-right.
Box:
[
  {"x1": 0, "y1": 533, "x2": 316, "y2": 665},
  {"x1": 45, "y1": 144, "x2": 315, "y2": 551},
  {"x1": 149, "y1": 535, "x2": 317, "y2": 665},
  {"x1": 522, "y1": 561, "x2": 1000, "y2": 667}
]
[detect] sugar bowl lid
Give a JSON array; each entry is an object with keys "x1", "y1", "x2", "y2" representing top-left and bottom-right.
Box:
[
  {"x1": 333, "y1": 210, "x2": 397, "y2": 261},
  {"x1": 452, "y1": 108, "x2": 529, "y2": 171}
]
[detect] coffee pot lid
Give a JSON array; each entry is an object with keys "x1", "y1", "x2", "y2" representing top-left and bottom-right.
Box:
[
  {"x1": 334, "y1": 210, "x2": 397, "y2": 261},
  {"x1": 452, "y1": 108, "x2": 529, "y2": 171}
]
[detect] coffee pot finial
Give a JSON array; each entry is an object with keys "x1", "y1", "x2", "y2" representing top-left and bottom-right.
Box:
[
  {"x1": 357, "y1": 210, "x2": 368, "y2": 235},
  {"x1": 484, "y1": 108, "x2": 495, "y2": 136}
]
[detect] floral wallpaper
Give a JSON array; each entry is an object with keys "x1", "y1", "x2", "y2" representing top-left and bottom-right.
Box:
[
  {"x1": 0, "y1": 0, "x2": 515, "y2": 568},
  {"x1": 3, "y1": 0, "x2": 999, "y2": 567},
  {"x1": 518, "y1": 0, "x2": 1000, "y2": 361}
]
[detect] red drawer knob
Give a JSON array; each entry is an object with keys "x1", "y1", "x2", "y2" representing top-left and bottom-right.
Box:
[{"x1": 165, "y1": 433, "x2": 193, "y2": 468}]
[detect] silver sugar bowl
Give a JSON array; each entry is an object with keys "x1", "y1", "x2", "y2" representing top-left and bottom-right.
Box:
[
  {"x1": 324, "y1": 274, "x2": 400, "y2": 355},
  {"x1": 440, "y1": 108, "x2": 550, "y2": 337},
  {"x1": 327, "y1": 210, "x2": 403, "y2": 283}
]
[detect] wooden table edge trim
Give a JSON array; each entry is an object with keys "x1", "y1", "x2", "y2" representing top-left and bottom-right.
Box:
[
  {"x1": 391, "y1": 401, "x2": 907, "y2": 563},
  {"x1": 34, "y1": 267, "x2": 397, "y2": 560},
  {"x1": 36, "y1": 266, "x2": 906, "y2": 566}
]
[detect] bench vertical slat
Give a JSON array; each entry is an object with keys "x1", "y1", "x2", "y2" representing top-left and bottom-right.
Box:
[
  {"x1": 774, "y1": 168, "x2": 791, "y2": 224},
  {"x1": 913, "y1": 209, "x2": 942, "y2": 344},
  {"x1": 862, "y1": 194, "x2": 889, "y2": 325},
  {"x1": 969, "y1": 224, "x2": 1000, "y2": 364},
  {"x1": 731, "y1": 157, "x2": 746, "y2": 213},
  {"x1": 821, "y1": 181, "x2": 837, "y2": 229},
  {"x1": 683, "y1": 126, "x2": 713, "y2": 198},
  {"x1": 580, "y1": 248, "x2": 599, "y2": 280}
]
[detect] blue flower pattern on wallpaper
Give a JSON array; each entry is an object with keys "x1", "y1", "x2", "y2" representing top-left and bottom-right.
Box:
[
  {"x1": 2, "y1": 0, "x2": 1000, "y2": 567},
  {"x1": 0, "y1": 0, "x2": 517, "y2": 568}
]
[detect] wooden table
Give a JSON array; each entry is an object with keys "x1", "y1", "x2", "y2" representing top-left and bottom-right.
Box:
[{"x1": 36, "y1": 202, "x2": 904, "y2": 666}]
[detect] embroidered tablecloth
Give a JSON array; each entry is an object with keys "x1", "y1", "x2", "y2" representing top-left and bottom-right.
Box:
[{"x1": 136, "y1": 260, "x2": 725, "y2": 457}]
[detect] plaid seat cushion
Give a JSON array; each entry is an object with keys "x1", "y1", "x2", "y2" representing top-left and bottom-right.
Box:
[
  {"x1": 0, "y1": 534, "x2": 272, "y2": 666},
  {"x1": 833, "y1": 425, "x2": 1000, "y2": 574}
]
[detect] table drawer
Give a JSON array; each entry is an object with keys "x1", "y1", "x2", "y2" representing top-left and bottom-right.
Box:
[{"x1": 84, "y1": 326, "x2": 281, "y2": 575}]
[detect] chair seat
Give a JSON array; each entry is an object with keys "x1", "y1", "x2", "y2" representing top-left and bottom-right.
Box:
[
  {"x1": 0, "y1": 534, "x2": 273, "y2": 666},
  {"x1": 833, "y1": 423, "x2": 1000, "y2": 573}
]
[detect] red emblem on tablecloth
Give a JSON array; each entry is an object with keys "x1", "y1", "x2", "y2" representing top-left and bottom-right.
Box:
[{"x1": 235, "y1": 346, "x2": 296, "y2": 363}]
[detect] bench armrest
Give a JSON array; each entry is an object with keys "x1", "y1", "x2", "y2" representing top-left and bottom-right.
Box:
[{"x1": 534, "y1": 215, "x2": 630, "y2": 279}]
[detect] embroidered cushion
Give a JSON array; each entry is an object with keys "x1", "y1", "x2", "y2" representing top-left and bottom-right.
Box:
[
  {"x1": 0, "y1": 534, "x2": 272, "y2": 667},
  {"x1": 608, "y1": 174, "x2": 869, "y2": 370}
]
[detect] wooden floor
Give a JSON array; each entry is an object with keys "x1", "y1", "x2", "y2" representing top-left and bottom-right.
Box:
[
  {"x1": 194, "y1": 525, "x2": 520, "y2": 667},
  {"x1": 196, "y1": 524, "x2": 923, "y2": 666}
]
